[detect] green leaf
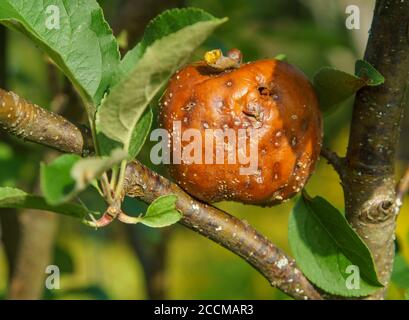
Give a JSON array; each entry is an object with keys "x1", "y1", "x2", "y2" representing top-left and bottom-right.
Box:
[
  {"x1": 355, "y1": 59, "x2": 385, "y2": 86},
  {"x1": 391, "y1": 254, "x2": 409, "y2": 288},
  {"x1": 274, "y1": 53, "x2": 287, "y2": 61},
  {"x1": 96, "y1": 9, "x2": 227, "y2": 155},
  {"x1": 313, "y1": 67, "x2": 365, "y2": 113},
  {"x1": 405, "y1": 289, "x2": 409, "y2": 300},
  {"x1": 111, "y1": 8, "x2": 218, "y2": 86},
  {"x1": 141, "y1": 195, "x2": 182, "y2": 228},
  {"x1": 0, "y1": 0, "x2": 120, "y2": 112},
  {"x1": 41, "y1": 149, "x2": 126, "y2": 204},
  {"x1": 313, "y1": 60, "x2": 384, "y2": 114},
  {"x1": 0, "y1": 187, "x2": 89, "y2": 218},
  {"x1": 288, "y1": 196, "x2": 383, "y2": 297},
  {"x1": 128, "y1": 107, "x2": 153, "y2": 159},
  {"x1": 41, "y1": 154, "x2": 81, "y2": 205},
  {"x1": 97, "y1": 106, "x2": 153, "y2": 158},
  {"x1": 110, "y1": 42, "x2": 143, "y2": 88}
]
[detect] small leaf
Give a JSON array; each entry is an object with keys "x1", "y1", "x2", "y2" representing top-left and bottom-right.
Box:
[
  {"x1": 313, "y1": 60, "x2": 384, "y2": 114},
  {"x1": 128, "y1": 108, "x2": 153, "y2": 159},
  {"x1": 391, "y1": 254, "x2": 409, "y2": 288},
  {"x1": 41, "y1": 149, "x2": 126, "y2": 204},
  {"x1": 40, "y1": 154, "x2": 81, "y2": 205},
  {"x1": 0, "y1": 187, "x2": 89, "y2": 218},
  {"x1": 110, "y1": 8, "x2": 219, "y2": 86},
  {"x1": 313, "y1": 67, "x2": 365, "y2": 113},
  {"x1": 274, "y1": 53, "x2": 287, "y2": 61},
  {"x1": 355, "y1": 60, "x2": 385, "y2": 86},
  {"x1": 141, "y1": 195, "x2": 182, "y2": 228},
  {"x1": 288, "y1": 196, "x2": 383, "y2": 297},
  {"x1": 96, "y1": 9, "x2": 227, "y2": 155},
  {"x1": 0, "y1": 0, "x2": 120, "y2": 113}
]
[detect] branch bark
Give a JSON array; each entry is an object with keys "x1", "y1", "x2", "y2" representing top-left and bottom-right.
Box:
[
  {"x1": 0, "y1": 88, "x2": 93, "y2": 155},
  {"x1": 4, "y1": 204, "x2": 58, "y2": 299},
  {"x1": 0, "y1": 88, "x2": 322, "y2": 300},
  {"x1": 343, "y1": 0, "x2": 409, "y2": 299}
]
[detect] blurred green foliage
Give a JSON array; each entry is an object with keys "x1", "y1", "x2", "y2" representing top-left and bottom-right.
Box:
[{"x1": 1, "y1": 0, "x2": 408, "y2": 300}]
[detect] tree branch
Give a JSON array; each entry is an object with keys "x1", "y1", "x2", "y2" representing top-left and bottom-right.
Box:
[
  {"x1": 343, "y1": 0, "x2": 409, "y2": 299},
  {"x1": 0, "y1": 88, "x2": 322, "y2": 300},
  {"x1": 5, "y1": 202, "x2": 58, "y2": 299},
  {"x1": 0, "y1": 89, "x2": 93, "y2": 156},
  {"x1": 320, "y1": 146, "x2": 345, "y2": 177}
]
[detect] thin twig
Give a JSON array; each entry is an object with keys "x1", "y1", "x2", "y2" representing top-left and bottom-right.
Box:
[{"x1": 320, "y1": 146, "x2": 345, "y2": 177}]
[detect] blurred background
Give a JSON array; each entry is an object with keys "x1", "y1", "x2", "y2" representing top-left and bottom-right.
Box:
[{"x1": 0, "y1": 0, "x2": 408, "y2": 300}]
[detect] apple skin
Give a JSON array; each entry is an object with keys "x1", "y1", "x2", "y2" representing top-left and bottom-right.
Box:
[{"x1": 159, "y1": 59, "x2": 322, "y2": 205}]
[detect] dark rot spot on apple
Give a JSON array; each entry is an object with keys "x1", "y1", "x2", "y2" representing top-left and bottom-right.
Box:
[
  {"x1": 182, "y1": 100, "x2": 196, "y2": 111},
  {"x1": 258, "y1": 87, "x2": 270, "y2": 96},
  {"x1": 300, "y1": 117, "x2": 309, "y2": 132}
]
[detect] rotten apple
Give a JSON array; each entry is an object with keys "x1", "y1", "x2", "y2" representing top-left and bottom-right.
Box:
[{"x1": 158, "y1": 49, "x2": 322, "y2": 205}]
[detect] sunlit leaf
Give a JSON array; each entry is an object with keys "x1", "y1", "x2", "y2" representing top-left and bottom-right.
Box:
[
  {"x1": 355, "y1": 59, "x2": 384, "y2": 86},
  {"x1": 274, "y1": 53, "x2": 287, "y2": 61},
  {"x1": 0, "y1": 0, "x2": 120, "y2": 114},
  {"x1": 141, "y1": 194, "x2": 182, "y2": 228},
  {"x1": 288, "y1": 196, "x2": 383, "y2": 297}
]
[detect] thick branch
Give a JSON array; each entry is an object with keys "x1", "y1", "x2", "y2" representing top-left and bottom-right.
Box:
[
  {"x1": 0, "y1": 89, "x2": 93, "y2": 156},
  {"x1": 344, "y1": 0, "x2": 409, "y2": 299},
  {"x1": 0, "y1": 88, "x2": 322, "y2": 300},
  {"x1": 4, "y1": 205, "x2": 58, "y2": 299}
]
